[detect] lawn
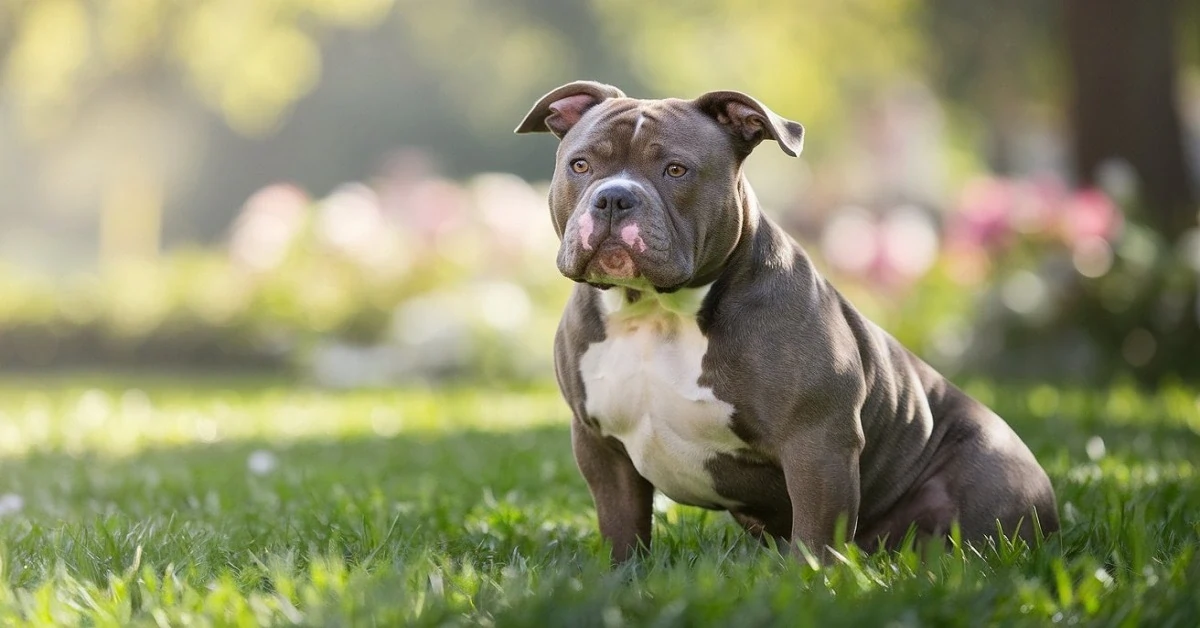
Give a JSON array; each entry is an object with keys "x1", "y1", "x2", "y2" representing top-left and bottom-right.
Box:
[{"x1": 0, "y1": 376, "x2": 1196, "y2": 626}]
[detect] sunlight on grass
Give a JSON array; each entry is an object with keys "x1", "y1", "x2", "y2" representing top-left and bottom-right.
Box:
[
  {"x1": 0, "y1": 380, "x2": 566, "y2": 458},
  {"x1": 0, "y1": 377, "x2": 1197, "y2": 625}
]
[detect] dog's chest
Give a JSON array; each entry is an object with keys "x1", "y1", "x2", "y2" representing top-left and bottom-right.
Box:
[{"x1": 579, "y1": 308, "x2": 744, "y2": 508}]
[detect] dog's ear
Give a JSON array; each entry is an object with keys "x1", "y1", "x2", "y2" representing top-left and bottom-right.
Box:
[
  {"x1": 515, "y1": 81, "x2": 626, "y2": 138},
  {"x1": 694, "y1": 90, "x2": 805, "y2": 157}
]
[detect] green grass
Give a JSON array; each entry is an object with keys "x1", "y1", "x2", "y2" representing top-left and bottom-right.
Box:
[{"x1": 0, "y1": 376, "x2": 1197, "y2": 626}]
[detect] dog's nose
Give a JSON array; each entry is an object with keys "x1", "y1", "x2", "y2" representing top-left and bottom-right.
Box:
[{"x1": 592, "y1": 182, "x2": 640, "y2": 214}]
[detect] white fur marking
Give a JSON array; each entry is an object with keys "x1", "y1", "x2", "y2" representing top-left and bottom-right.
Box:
[
  {"x1": 599, "y1": 286, "x2": 627, "y2": 315},
  {"x1": 580, "y1": 284, "x2": 744, "y2": 508},
  {"x1": 632, "y1": 114, "x2": 646, "y2": 140}
]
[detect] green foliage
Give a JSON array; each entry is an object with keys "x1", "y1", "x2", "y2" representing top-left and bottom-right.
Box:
[
  {"x1": 0, "y1": 378, "x2": 1197, "y2": 625},
  {"x1": 0, "y1": 0, "x2": 394, "y2": 137},
  {"x1": 590, "y1": 0, "x2": 923, "y2": 154}
]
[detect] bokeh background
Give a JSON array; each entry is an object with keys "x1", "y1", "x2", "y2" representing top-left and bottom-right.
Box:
[{"x1": 2, "y1": 0, "x2": 1199, "y2": 386}]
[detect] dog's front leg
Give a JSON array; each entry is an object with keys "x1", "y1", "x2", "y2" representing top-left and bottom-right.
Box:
[
  {"x1": 571, "y1": 419, "x2": 654, "y2": 564},
  {"x1": 780, "y1": 420, "x2": 864, "y2": 563}
]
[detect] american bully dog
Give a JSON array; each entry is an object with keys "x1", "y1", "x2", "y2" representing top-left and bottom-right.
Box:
[{"x1": 515, "y1": 81, "x2": 1059, "y2": 562}]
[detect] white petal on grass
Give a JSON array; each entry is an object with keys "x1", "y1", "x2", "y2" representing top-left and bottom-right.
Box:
[
  {"x1": 1086, "y1": 436, "x2": 1106, "y2": 461},
  {"x1": 247, "y1": 450, "x2": 278, "y2": 475},
  {"x1": 0, "y1": 493, "x2": 25, "y2": 516}
]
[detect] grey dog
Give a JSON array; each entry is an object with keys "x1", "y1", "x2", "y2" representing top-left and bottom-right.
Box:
[{"x1": 516, "y1": 81, "x2": 1059, "y2": 562}]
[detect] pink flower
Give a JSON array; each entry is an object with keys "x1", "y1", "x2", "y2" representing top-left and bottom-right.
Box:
[
  {"x1": 406, "y1": 179, "x2": 468, "y2": 242},
  {"x1": 1059, "y1": 188, "x2": 1123, "y2": 246},
  {"x1": 1010, "y1": 175, "x2": 1068, "y2": 234},
  {"x1": 949, "y1": 177, "x2": 1015, "y2": 252},
  {"x1": 820, "y1": 205, "x2": 939, "y2": 291},
  {"x1": 374, "y1": 149, "x2": 467, "y2": 244}
]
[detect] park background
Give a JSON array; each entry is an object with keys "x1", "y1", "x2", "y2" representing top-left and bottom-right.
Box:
[
  {"x1": 2, "y1": 0, "x2": 1198, "y2": 385},
  {"x1": 0, "y1": 1, "x2": 1199, "y2": 625}
]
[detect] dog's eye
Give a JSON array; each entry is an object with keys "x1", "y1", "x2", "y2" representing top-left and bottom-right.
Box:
[
  {"x1": 570, "y1": 159, "x2": 590, "y2": 174},
  {"x1": 665, "y1": 164, "x2": 688, "y2": 178}
]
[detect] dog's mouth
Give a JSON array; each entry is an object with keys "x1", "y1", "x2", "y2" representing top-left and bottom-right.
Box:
[
  {"x1": 590, "y1": 242, "x2": 638, "y2": 279},
  {"x1": 560, "y1": 232, "x2": 690, "y2": 294},
  {"x1": 578, "y1": 249, "x2": 688, "y2": 294}
]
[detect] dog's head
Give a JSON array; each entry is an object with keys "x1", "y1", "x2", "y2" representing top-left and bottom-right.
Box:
[{"x1": 516, "y1": 81, "x2": 805, "y2": 292}]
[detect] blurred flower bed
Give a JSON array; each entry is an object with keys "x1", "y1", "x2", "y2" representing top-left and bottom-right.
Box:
[
  {"x1": 2, "y1": 162, "x2": 1197, "y2": 386},
  {"x1": 933, "y1": 174, "x2": 1200, "y2": 384},
  {"x1": 0, "y1": 167, "x2": 572, "y2": 386}
]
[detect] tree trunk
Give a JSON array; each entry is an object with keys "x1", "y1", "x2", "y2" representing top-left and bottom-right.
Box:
[{"x1": 1064, "y1": 0, "x2": 1196, "y2": 237}]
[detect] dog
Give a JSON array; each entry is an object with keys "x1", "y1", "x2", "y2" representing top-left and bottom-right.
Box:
[{"x1": 515, "y1": 81, "x2": 1059, "y2": 562}]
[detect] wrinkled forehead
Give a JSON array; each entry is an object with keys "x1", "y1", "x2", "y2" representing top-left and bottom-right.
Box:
[{"x1": 560, "y1": 98, "x2": 727, "y2": 160}]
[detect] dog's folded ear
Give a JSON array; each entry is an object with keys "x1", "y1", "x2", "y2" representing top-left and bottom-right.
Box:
[
  {"x1": 693, "y1": 91, "x2": 805, "y2": 158},
  {"x1": 515, "y1": 81, "x2": 626, "y2": 138}
]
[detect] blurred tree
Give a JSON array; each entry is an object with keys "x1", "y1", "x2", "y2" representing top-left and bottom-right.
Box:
[
  {"x1": 1064, "y1": 0, "x2": 1197, "y2": 238},
  {"x1": 920, "y1": 0, "x2": 1062, "y2": 176},
  {"x1": 923, "y1": 0, "x2": 1198, "y2": 232},
  {"x1": 1058, "y1": 0, "x2": 1200, "y2": 384},
  {"x1": 0, "y1": 0, "x2": 651, "y2": 264},
  {"x1": 1, "y1": 0, "x2": 394, "y2": 139},
  {"x1": 0, "y1": 0, "x2": 395, "y2": 267},
  {"x1": 935, "y1": 1, "x2": 1200, "y2": 384},
  {"x1": 171, "y1": 0, "x2": 648, "y2": 242},
  {"x1": 587, "y1": 0, "x2": 923, "y2": 157}
]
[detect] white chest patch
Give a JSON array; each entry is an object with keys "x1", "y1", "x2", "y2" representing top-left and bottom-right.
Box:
[{"x1": 580, "y1": 284, "x2": 744, "y2": 508}]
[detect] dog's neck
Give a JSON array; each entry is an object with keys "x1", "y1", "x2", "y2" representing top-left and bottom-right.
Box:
[
  {"x1": 600, "y1": 281, "x2": 712, "y2": 318},
  {"x1": 707, "y1": 175, "x2": 799, "y2": 285}
]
